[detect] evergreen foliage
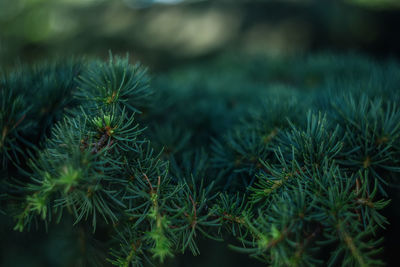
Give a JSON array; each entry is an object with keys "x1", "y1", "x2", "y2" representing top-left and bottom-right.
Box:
[{"x1": 1, "y1": 52, "x2": 400, "y2": 266}]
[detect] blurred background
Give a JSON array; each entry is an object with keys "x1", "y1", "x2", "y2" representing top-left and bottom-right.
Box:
[
  {"x1": 1, "y1": 0, "x2": 400, "y2": 266},
  {"x1": 1, "y1": 0, "x2": 400, "y2": 70}
]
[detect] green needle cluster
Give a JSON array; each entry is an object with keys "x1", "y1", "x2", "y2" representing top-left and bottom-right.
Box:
[{"x1": 1, "y1": 52, "x2": 399, "y2": 266}]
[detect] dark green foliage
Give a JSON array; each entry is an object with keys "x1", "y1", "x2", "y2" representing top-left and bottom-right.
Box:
[
  {"x1": 0, "y1": 85, "x2": 31, "y2": 167},
  {"x1": 0, "y1": 60, "x2": 82, "y2": 168},
  {"x1": 1, "y1": 52, "x2": 400, "y2": 266}
]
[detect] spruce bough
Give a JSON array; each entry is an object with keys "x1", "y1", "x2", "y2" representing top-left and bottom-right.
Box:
[{"x1": 1, "y1": 52, "x2": 399, "y2": 266}]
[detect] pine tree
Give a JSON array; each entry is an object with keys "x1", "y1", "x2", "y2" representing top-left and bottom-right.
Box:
[{"x1": 1, "y1": 52, "x2": 399, "y2": 266}]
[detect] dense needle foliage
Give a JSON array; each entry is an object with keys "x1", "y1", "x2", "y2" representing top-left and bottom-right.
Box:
[{"x1": 1, "y1": 52, "x2": 400, "y2": 266}]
